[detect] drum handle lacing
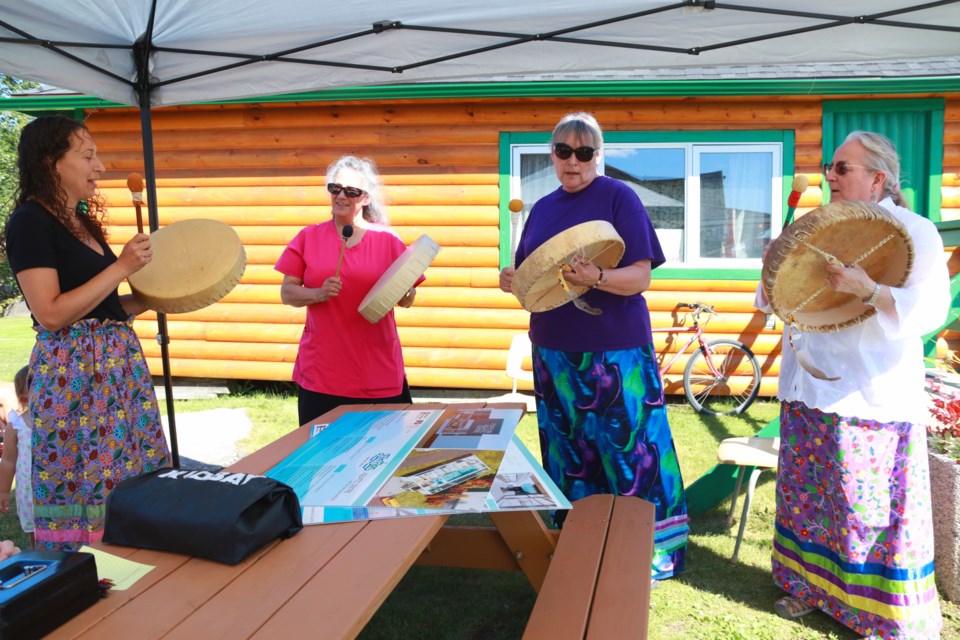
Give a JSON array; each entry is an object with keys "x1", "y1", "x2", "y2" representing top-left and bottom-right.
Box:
[
  {"x1": 556, "y1": 247, "x2": 604, "y2": 315},
  {"x1": 790, "y1": 233, "x2": 895, "y2": 313}
]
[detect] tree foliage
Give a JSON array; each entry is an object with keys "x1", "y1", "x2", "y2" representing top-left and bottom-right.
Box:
[{"x1": 0, "y1": 76, "x2": 37, "y2": 307}]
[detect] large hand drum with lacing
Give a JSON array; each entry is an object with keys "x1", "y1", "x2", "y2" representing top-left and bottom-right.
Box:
[
  {"x1": 761, "y1": 201, "x2": 913, "y2": 333},
  {"x1": 511, "y1": 221, "x2": 625, "y2": 313},
  {"x1": 128, "y1": 219, "x2": 246, "y2": 314}
]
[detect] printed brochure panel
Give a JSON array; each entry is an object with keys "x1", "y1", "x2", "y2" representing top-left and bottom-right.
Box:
[{"x1": 267, "y1": 408, "x2": 570, "y2": 524}]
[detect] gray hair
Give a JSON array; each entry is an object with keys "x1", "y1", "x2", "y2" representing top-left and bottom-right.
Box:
[
  {"x1": 325, "y1": 155, "x2": 388, "y2": 225},
  {"x1": 552, "y1": 112, "x2": 604, "y2": 151},
  {"x1": 843, "y1": 130, "x2": 907, "y2": 207}
]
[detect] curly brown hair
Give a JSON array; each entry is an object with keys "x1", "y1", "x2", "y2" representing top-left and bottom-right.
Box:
[{"x1": 15, "y1": 115, "x2": 107, "y2": 243}]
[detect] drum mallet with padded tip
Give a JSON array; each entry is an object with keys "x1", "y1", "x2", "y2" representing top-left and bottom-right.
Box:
[
  {"x1": 336, "y1": 224, "x2": 353, "y2": 278},
  {"x1": 127, "y1": 172, "x2": 145, "y2": 233}
]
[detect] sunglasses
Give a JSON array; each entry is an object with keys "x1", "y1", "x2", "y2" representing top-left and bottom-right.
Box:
[
  {"x1": 327, "y1": 183, "x2": 365, "y2": 198},
  {"x1": 554, "y1": 142, "x2": 597, "y2": 162},
  {"x1": 822, "y1": 161, "x2": 866, "y2": 176}
]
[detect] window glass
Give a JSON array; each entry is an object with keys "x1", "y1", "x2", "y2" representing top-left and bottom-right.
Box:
[
  {"x1": 506, "y1": 138, "x2": 781, "y2": 269},
  {"x1": 606, "y1": 147, "x2": 686, "y2": 262},
  {"x1": 697, "y1": 150, "x2": 773, "y2": 260},
  {"x1": 509, "y1": 148, "x2": 555, "y2": 266}
]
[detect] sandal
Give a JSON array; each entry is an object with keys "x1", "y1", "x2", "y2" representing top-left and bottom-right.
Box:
[{"x1": 774, "y1": 596, "x2": 816, "y2": 620}]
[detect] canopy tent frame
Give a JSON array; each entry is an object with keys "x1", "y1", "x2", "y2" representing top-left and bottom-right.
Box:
[
  {"x1": 2, "y1": 0, "x2": 960, "y2": 466},
  {"x1": 2, "y1": 1, "x2": 959, "y2": 99}
]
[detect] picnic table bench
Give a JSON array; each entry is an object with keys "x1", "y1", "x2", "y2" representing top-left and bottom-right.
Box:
[{"x1": 523, "y1": 494, "x2": 655, "y2": 639}]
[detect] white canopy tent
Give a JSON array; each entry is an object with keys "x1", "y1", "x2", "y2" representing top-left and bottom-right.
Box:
[
  {"x1": 1, "y1": 1, "x2": 959, "y2": 107},
  {"x1": 2, "y1": 0, "x2": 958, "y2": 462}
]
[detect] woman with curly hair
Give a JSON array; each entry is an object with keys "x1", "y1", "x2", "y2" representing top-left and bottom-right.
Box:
[{"x1": 4, "y1": 115, "x2": 170, "y2": 551}]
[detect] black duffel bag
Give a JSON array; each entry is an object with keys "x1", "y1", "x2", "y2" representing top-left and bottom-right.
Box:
[{"x1": 103, "y1": 468, "x2": 303, "y2": 564}]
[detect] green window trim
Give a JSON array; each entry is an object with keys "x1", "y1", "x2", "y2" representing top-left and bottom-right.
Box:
[{"x1": 498, "y1": 129, "x2": 795, "y2": 281}]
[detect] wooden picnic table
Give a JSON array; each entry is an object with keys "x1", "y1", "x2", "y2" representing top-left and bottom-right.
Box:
[{"x1": 48, "y1": 401, "x2": 563, "y2": 639}]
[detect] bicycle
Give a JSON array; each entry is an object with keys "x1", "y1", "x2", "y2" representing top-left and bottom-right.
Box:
[{"x1": 652, "y1": 302, "x2": 761, "y2": 416}]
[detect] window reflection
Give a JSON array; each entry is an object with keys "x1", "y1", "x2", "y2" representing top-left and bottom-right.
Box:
[
  {"x1": 606, "y1": 147, "x2": 686, "y2": 262},
  {"x1": 699, "y1": 152, "x2": 773, "y2": 260},
  {"x1": 510, "y1": 142, "x2": 780, "y2": 267}
]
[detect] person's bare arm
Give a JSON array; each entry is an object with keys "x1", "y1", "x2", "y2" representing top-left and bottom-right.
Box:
[
  {"x1": 17, "y1": 233, "x2": 153, "y2": 330},
  {"x1": 119, "y1": 293, "x2": 149, "y2": 317},
  {"x1": 279, "y1": 274, "x2": 342, "y2": 307},
  {"x1": 563, "y1": 258, "x2": 652, "y2": 296},
  {"x1": 0, "y1": 421, "x2": 18, "y2": 514},
  {"x1": 396, "y1": 288, "x2": 417, "y2": 308},
  {"x1": 0, "y1": 539, "x2": 20, "y2": 560}
]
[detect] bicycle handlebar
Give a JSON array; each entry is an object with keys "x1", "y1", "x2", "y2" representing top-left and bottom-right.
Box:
[{"x1": 676, "y1": 301, "x2": 716, "y2": 315}]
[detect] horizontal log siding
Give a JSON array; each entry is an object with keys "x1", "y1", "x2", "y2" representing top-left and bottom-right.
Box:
[{"x1": 87, "y1": 93, "x2": 959, "y2": 395}]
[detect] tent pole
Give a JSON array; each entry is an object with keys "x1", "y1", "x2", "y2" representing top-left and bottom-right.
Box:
[{"x1": 137, "y1": 93, "x2": 180, "y2": 468}]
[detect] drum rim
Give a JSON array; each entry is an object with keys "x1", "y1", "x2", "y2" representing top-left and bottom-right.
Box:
[
  {"x1": 358, "y1": 234, "x2": 441, "y2": 323},
  {"x1": 761, "y1": 200, "x2": 914, "y2": 333},
  {"x1": 128, "y1": 218, "x2": 246, "y2": 314}
]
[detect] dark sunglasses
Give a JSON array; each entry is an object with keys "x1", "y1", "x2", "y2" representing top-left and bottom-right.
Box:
[
  {"x1": 822, "y1": 161, "x2": 866, "y2": 176},
  {"x1": 327, "y1": 183, "x2": 365, "y2": 198},
  {"x1": 554, "y1": 142, "x2": 597, "y2": 162}
]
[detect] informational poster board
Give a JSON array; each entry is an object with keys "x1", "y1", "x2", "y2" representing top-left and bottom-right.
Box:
[{"x1": 266, "y1": 407, "x2": 571, "y2": 524}]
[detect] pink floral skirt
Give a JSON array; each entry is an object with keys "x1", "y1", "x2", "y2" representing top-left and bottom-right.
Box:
[
  {"x1": 29, "y1": 318, "x2": 170, "y2": 551},
  {"x1": 772, "y1": 400, "x2": 940, "y2": 639}
]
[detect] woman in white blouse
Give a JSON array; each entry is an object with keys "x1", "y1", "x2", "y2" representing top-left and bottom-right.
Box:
[{"x1": 757, "y1": 131, "x2": 949, "y2": 640}]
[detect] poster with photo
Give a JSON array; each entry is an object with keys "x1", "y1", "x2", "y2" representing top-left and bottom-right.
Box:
[{"x1": 267, "y1": 407, "x2": 570, "y2": 524}]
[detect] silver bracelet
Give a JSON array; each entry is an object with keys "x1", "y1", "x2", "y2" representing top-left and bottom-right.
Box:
[{"x1": 864, "y1": 282, "x2": 882, "y2": 307}]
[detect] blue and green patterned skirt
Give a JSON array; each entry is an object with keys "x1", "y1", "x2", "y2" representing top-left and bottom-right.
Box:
[
  {"x1": 29, "y1": 317, "x2": 171, "y2": 551},
  {"x1": 533, "y1": 343, "x2": 688, "y2": 579}
]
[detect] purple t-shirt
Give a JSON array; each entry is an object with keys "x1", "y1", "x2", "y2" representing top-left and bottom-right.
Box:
[{"x1": 515, "y1": 176, "x2": 665, "y2": 352}]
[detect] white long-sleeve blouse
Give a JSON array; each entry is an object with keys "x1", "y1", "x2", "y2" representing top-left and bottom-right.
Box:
[{"x1": 755, "y1": 197, "x2": 951, "y2": 424}]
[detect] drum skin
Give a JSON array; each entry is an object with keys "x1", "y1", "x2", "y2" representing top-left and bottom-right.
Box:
[
  {"x1": 128, "y1": 219, "x2": 246, "y2": 314},
  {"x1": 358, "y1": 234, "x2": 441, "y2": 323},
  {"x1": 761, "y1": 200, "x2": 913, "y2": 333},
  {"x1": 511, "y1": 220, "x2": 625, "y2": 313}
]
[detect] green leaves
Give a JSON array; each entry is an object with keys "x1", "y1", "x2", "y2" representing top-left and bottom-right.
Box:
[{"x1": 0, "y1": 76, "x2": 37, "y2": 307}]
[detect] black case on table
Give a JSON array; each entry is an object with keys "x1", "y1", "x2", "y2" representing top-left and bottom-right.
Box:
[{"x1": 0, "y1": 551, "x2": 99, "y2": 640}]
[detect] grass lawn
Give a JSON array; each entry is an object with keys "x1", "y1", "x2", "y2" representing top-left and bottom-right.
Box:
[
  {"x1": 1, "y1": 315, "x2": 957, "y2": 639},
  {"x1": 0, "y1": 315, "x2": 34, "y2": 382}
]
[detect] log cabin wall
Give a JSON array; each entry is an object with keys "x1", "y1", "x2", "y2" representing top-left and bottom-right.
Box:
[{"x1": 82, "y1": 92, "x2": 960, "y2": 396}]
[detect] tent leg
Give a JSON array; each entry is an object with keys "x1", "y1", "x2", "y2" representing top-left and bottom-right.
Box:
[
  {"x1": 155, "y1": 312, "x2": 180, "y2": 467},
  {"x1": 138, "y1": 89, "x2": 180, "y2": 468}
]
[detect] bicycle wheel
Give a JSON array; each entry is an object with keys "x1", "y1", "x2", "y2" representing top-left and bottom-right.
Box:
[{"x1": 683, "y1": 339, "x2": 761, "y2": 416}]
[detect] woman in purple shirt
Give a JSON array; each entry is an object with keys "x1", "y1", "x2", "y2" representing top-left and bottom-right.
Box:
[{"x1": 499, "y1": 112, "x2": 687, "y2": 580}]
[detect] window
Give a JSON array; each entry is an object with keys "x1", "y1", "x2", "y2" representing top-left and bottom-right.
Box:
[{"x1": 502, "y1": 131, "x2": 792, "y2": 277}]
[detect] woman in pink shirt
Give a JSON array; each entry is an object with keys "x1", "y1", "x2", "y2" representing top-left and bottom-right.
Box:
[{"x1": 276, "y1": 156, "x2": 420, "y2": 426}]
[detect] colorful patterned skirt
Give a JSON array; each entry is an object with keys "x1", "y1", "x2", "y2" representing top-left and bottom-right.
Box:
[
  {"x1": 773, "y1": 400, "x2": 941, "y2": 639},
  {"x1": 533, "y1": 343, "x2": 688, "y2": 580},
  {"x1": 29, "y1": 318, "x2": 171, "y2": 551}
]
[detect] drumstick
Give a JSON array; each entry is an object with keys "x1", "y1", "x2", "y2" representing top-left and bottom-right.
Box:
[
  {"x1": 508, "y1": 199, "x2": 523, "y2": 213},
  {"x1": 783, "y1": 174, "x2": 809, "y2": 226},
  {"x1": 127, "y1": 172, "x2": 145, "y2": 234},
  {"x1": 335, "y1": 224, "x2": 353, "y2": 278}
]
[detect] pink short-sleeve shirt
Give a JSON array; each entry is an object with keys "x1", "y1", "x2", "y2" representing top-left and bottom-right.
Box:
[{"x1": 275, "y1": 220, "x2": 422, "y2": 397}]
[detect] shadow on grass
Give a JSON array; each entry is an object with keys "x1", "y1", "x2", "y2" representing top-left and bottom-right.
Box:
[
  {"x1": 692, "y1": 400, "x2": 779, "y2": 445},
  {"x1": 359, "y1": 566, "x2": 536, "y2": 640},
  {"x1": 680, "y1": 509, "x2": 861, "y2": 639}
]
